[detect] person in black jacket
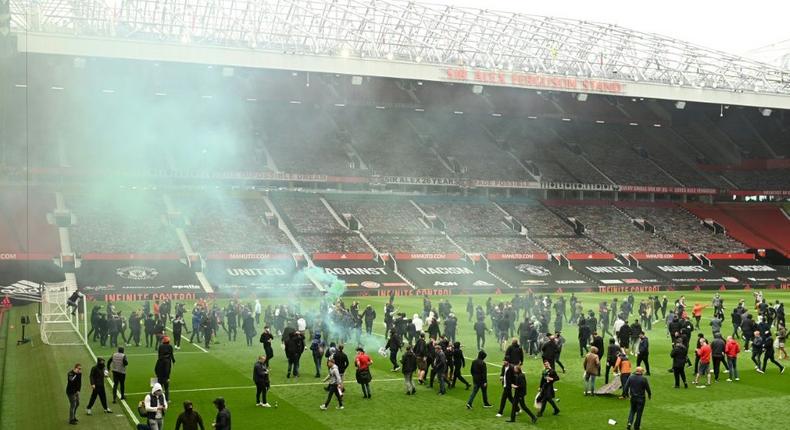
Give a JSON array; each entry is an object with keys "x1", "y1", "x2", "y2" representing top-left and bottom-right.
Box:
[
  {"x1": 401, "y1": 345, "x2": 418, "y2": 395},
  {"x1": 636, "y1": 332, "x2": 650, "y2": 376},
  {"x1": 624, "y1": 367, "x2": 652, "y2": 430},
  {"x1": 537, "y1": 360, "x2": 560, "y2": 416},
  {"x1": 450, "y1": 341, "x2": 470, "y2": 389},
  {"x1": 285, "y1": 331, "x2": 305, "y2": 378},
  {"x1": 670, "y1": 341, "x2": 688, "y2": 388},
  {"x1": 508, "y1": 365, "x2": 538, "y2": 423},
  {"x1": 85, "y1": 358, "x2": 111, "y2": 415},
  {"x1": 174, "y1": 401, "x2": 205, "y2": 430},
  {"x1": 335, "y1": 344, "x2": 350, "y2": 377},
  {"x1": 66, "y1": 363, "x2": 82, "y2": 425},
  {"x1": 541, "y1": 334, "x2": 559, "y2": 370},
  {"x1": 259, "y1": 326, "x2": 274, "y2": 363},
  {"x1": 386, "y1": 330, "x2": 402, "y2": 371},
  {"x1": 504, "y1": 338, "x2": 523, "y2": 366},
  {"x1": 253, "y1": 356, "x2": 271, "y2": 407},
  {"x1": 155, "y1": 336, "x2": 176, "y2": 401},
  {"x1": 466, "y1": 350, "x2": 492, "y2": 409},
  {"x1": 605, "y1": 338, "x2": 620, "y2": 384},
  {"x1": 433, "y1": 345, "x2": 448, "y2": 395},
  {"x1": 212, "y1": 397, "x2": 231, "y2": 430},
  {"x1": 761, "y1": 331, "x2": 786, "y2": 374},
  {"x1": 144, "y1": 313, "x2": 155, "y2": 348},
  {"x1": 496, "y1": 361, "x2": 515, "y2": 417}
]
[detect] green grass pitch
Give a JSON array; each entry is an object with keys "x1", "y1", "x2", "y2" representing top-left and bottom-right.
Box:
[{"x1": 2, "y1": 291, "x2": 790, "y2": 429}]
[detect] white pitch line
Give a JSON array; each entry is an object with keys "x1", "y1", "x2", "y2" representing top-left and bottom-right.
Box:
[
  {"x1": 125, "y1": 372, "x2": 503, "y2": 396},
  {"x1": 164, "y1": 327, "x2": 209, "y2": 353},
  {"x1": 126, "y1": 351, "x2": 205, "y2": 357}
]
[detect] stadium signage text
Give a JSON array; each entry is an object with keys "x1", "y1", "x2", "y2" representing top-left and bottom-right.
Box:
[
  {"x1": 227, "y1": 268, "x2": 288, "y2": 276},
  {"x1": 586, "y1": 266, "x2": 634, "y2": 273},
  {"x1": 445, "y1": 68, "x2": 625, "y2": 94},
  {"x1": 416, "y1": 267, "x2": 475, "y2": 275},
  {"x1": 729, "y1": 265, "x2": 776, "y2": 272},
  {"x1": 324, "y1": 267, "x2": 388, "y2": 276}
]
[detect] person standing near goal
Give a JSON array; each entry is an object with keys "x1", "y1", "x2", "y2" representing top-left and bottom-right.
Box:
[
  {"x1": 66, "y1": 363, "x2": 82, "y2": 425},
  {"x1": 109, "y1": 347, "x2": 128, "y2": 403},
  {"x1": 85, "y1": 358, "x2": 112, "y2": 416}
]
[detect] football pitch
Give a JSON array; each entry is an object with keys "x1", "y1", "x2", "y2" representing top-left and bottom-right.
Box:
[{"x1": 3, "y1": 291, "x2": 790, "y2": 429}]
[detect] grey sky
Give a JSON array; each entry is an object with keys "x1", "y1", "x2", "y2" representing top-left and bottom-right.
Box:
[{"x1": 438, "y1": 0, "x2": 790, "y2": 64}]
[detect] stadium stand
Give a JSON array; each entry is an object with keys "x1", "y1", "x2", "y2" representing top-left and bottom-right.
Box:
[
  {"x1": 619, "y1": 204, "x2": 746, "y2": 254},
  {"x1": 366, "y1": 234, "x2": 458, "y2": 254},
  {"x1": 411, "y1": 113, "x2": 528, "y2": 180},
  {"x1": 684, "y1": 203, "x2": 790, "y2": 255},
  {"x1": 271, "y1": 192, "x2": 371, "y2": 254},
  {"x1": 548, "y1": 202, "x2": 680, "y2": 254},
  {"x1": 67, "y1": 192, "x2": 180, "y2": 254},
  {"x1": 261, "y1": 105, "x2": 358, "y2": 176},
  {"x1": 0, "y1": 188, "x2": 59, "y2": 254},
  {"x1": 175, "y1": 195, "x2": 294, "y2": 254},
  {"x1": 326, "y1": 195, "x2": 426, "y2": 234},
  {"x1": 337, "y1": 109, "x2": 448, "y2": 177}
]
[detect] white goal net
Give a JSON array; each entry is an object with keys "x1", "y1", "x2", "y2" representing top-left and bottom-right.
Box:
[{"x1": 40, "y1": 281, "x2": 87, "y2": 346}]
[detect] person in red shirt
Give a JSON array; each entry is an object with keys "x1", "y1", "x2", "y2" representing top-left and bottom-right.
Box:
[
  {"x1": 354, "y1": 348, "x2": 373, "y2": 399},
  {"x1": 694, "y1": 339, "x2": 712, "y2": 386},
  {"x1": 724, "y1": 336, "x2": 741, "y2": 382}
]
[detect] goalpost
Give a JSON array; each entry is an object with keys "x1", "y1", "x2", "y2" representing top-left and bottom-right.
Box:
[{"x1": 39, "y1": 281, "x2": 87, "y2": 346}]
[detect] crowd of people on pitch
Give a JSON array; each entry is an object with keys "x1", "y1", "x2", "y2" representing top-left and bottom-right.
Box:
[{"x1": 68, "y1": 290, "x2": 787, "y2": 429}]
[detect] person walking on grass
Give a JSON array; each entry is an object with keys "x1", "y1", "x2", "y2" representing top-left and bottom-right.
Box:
[
  {"x1": 175, "y1": 401, "x2": 205, "y2": 430},
  {"x1": 253, "y1": 355, "x2": 272, "y2": 407},
  {"x1": 451, "y1": 341, "x2": 471, "y2": 389},
  {"x1": 670, "y1": 340, "x2": 689, "y2": 389},
  {"x1": 320, "y1": 358, "x2": 344, "y2": 410},
  {"x1": 536, "y1": 360, "x2": 560, "y2": 417},
  {"x1": 85, "y1": 358, "x2": 112, "y2": 416},
  {"x1": 636, "y1": 332, "x2": 650, "y2": 376},
  {"x1": 693, "y1": 338, "x2": 712, "y2": 387},
  {"x1": 172, "y1": 313, "x2": 188, "y2": 350},
  {"x1": 623, "y1": 367, "x2": 651, "y2": 430},
  {"x1": 109, "y1": 347, "x2": 128, "y2": 403},
  {"x1": 496, "y1": 360, "x2": 515, "y2": 417},
  {"x1": 212, "y1": 397, "x2": 231, "y2": 430},
  {"x1": 614, "y1": 349, "x2": 632, "y2": 398},
  {"x1": 466, "y1": 350, "x2": 492, "y2": 409},
  {"x1": 155, "y1": 336, "x2": 175, "y2": 401},
  {"x1": 583, "y1": 346, "x2": 600, "y2": 396},
  {"x1": 355, "y1": 347, "x2": 373, "y2": 399},
  {"x1": 725, "y1": 335, "x2": 741, "y2": 381},
  {"x1": 507, "y1": 365, "x2": 538, "y2": 424},
  {"x1": 144, "y1": 383, "x2": 168, "y2": 430},
  {"x1": 310, "y1": 333, "x2": 326, "y2": 378},
  {"x1": 761, "y1": 331, "x2": 786, "y2": 374},
  {"x1": 386, "y1": 329, "x2": 403, "y2": 372},
  {"x1": 66, "y1": 363, "x2": 82, "y2": 425},
  {"x1": 259, "y1": 326, "x2": 274, "y2": 363},
  {"x1": 401, "y1": 344, "x2": 418, "y2": 395}
]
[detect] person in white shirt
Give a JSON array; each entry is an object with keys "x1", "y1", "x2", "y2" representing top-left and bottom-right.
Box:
[
  {"x1": 412, "y1": 314, "x2": 424, "y2": 333},
  {"x1": 254, "y1": 300, "x2": 262, "y2": 325},
  {"x1": 297, "y1": 316, "x2": 307, "y2": 332}
]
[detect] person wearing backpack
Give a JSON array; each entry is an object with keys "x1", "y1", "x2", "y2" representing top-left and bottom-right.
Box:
[
  {"x1": 143, "y1": 383, "x2": 168, "y2": 430},
  {"x1": 310, "y1": 333, "x2": 326, "y2": 378}
]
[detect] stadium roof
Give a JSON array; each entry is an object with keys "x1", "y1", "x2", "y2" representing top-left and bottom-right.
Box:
[{"x1": 9, "y1": 0, "x2": 790, "y2": 108}]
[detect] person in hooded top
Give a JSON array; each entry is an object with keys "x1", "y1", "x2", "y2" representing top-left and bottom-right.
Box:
[
  {"x1": 144, "y1": 382, "x2": 168, "y2": 430},
  {"x1": 174, "y1": 400, "x2": 205, "y2": 430}
]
